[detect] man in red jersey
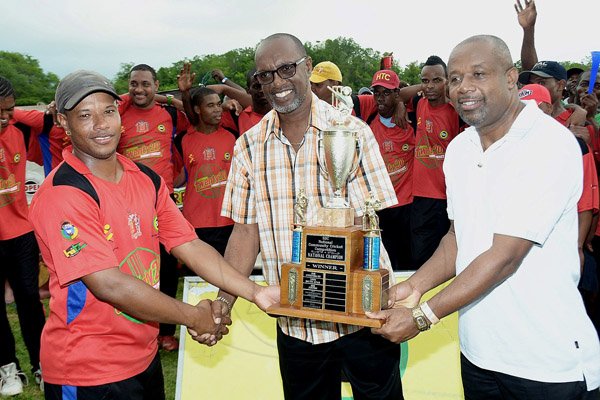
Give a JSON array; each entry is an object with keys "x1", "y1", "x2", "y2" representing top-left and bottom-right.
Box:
[
  {"x1": 13, "y1": 104, "x2": 70, "y2": 175},
  {"x1": 29, "y1": 70, "x2": 278, "y2": 400},
  {"x1": 369, "y1": 70, "x2": 415, "y2": 270},
  {"x1": 401, "y1": 56, "x2": 465, "y2": 269},
  {"x1": 0, "y1": 77, "x2": 46, "y2": 397},
  {"x1": 118, "y1": 64, "x2": 190, "y2": 351},
  {"x1": 174, "y1": 86, "x2": 236, "y2": 256}
]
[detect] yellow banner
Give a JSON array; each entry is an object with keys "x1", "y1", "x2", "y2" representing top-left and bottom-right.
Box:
[{"x1": 177, "y1": 274, "x2": 463, "y2": 399}]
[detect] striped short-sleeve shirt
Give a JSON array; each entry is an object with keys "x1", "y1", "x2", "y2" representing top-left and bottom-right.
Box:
[{"x1": 221, "y1": 94, "x2": 397, "y2": 344}]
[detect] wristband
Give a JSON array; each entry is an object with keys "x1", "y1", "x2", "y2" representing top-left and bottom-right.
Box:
[
  {"x1": 166, "y1": 94, "x2": 173, "y2": 106},
  {"x1": 420, "y1": 301, "x2": 440, "y2": 325},
  {"x1": 215, "y1": 296, "x2": 232, "y2": 314},
  {"x1": 221, "y1": 77, "x2": 229, "y2": 84}
]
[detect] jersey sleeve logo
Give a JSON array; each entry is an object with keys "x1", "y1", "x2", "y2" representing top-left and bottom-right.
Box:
[
  {"x1": 61, "y1": 221, "x2": 79, "y2": 240},
  {"x1": 64, "y1": 242, "x2": 87, "y2": 258}
]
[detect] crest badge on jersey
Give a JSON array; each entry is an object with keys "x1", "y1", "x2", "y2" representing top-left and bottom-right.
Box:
[
  {"x1": 425, "y1": 119, "x2": 433, "y2": 134},
  {"x1": 61, "y1": 221, "x2": 79, "y2": 240},
  {"x1": 13, "y1": 153, "x2": 21, "y2": 163},
  {"x1": 157, "y1": 124, "x2": 166, "y2": 133},
  {"x1": 128, "y1": 213, "x2": 142, "y2": 239},
  {"x1": 153, "y1": 216, "x2": 159, "y2": 232},
  {"x1": 383, "y1": 141, "x2": 394, "y2": 153},
  {"x1": 439, "y1": 130, "x2": 449, "y2": 140},
  {"x1": 203, "y1": 147, "x2": 216, "y2": 161},
  {"x1": 136, "y1": 120, "x2": 149, "y2": 133},
  {"x1": 224, "y1": 152, "x2": 231, "y2": 161},
  {"x1": 402, "y1": 143, "x2": 410, "y2": 152}
]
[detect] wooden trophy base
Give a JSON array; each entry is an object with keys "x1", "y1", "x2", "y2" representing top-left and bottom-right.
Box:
[{"x1": 267, "y1": 225, "x2": 389, "y2": 328}]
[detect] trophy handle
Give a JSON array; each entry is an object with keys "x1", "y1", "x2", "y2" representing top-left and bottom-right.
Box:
[
  {"x1": 348, "y1": 131, "x2": 364, "y2": 178},
  {"x1": 316, "y1": 131, "x2": 330, "y2": 179}
]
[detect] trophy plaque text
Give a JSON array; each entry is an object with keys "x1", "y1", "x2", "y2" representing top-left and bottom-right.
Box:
[{"x1": 267, "y1": 87, "x2": 389, "y2": 328}]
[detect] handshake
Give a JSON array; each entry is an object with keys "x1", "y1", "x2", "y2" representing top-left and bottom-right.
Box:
[{"x1": 186, "y1": 284, "x2": 279, "y2": 347}]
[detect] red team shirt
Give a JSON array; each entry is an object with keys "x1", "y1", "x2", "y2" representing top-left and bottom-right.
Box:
[
  {"x1": 369, "y1": 117, "x2": 415, "y2": 207},
  {"x1": 118, "y1": 94, "x2": 189, "y2": 192},
  {"x1": 413, "y1": 100, "x2": 462, "y2": 199},
  {"x1": 238, "y1": 106, "x2": 265, "y2": 134},
  {"x1": 0, "y1": 124, "x2": 32, "y2": 240},
  {"x1": 29, "y1": 148, "x2": 197, "y2": 386},
  {"x1": 13, "y1": 109, "x2": 70, "y2": 173},
  {"x1": 181, "y1": 127, "x2": 235, "y2": 228}
]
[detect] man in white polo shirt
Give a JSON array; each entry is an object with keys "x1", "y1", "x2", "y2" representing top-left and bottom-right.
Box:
[{"x1": 368, "y1": 34, "x2": 600, "y2": 399}]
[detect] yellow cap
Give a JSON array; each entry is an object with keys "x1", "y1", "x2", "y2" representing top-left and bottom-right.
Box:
[{"x1": 309, "y1": 61, "x2": 343, "y2": 83}]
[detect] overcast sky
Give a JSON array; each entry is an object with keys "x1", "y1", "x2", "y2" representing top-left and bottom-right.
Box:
[{"x1": 4, "y1": 0, "x2": 599, "y2": 81}]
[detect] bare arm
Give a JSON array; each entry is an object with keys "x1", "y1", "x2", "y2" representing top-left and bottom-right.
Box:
[
  {"x1": 515, "y1": 0, "x2": 538, "y2": 70},
  {"x1": 171, "y1": 238, "x2": 273, "y2": 309},
  {"x1": 81, "y1": 267, "x2": 216, "y2": 335},
  {"x1": 177, "y1": 62, "x2": 199, "y2": 126},
  {"x1": 216, "y1": 223, "x2": 261, "y2": 308},
  {"x1": 206, "y1": 84, "x2": 252, "y2": 109},
  {"x1": 370, "y1": 227, "x2": 533, "y2": 343},
  {"x1": 212, "y1": 69, "x2": 246, "y2": 92},
  {"x1": 397, "y1": 84, "x2": 422, "y2": 104}
]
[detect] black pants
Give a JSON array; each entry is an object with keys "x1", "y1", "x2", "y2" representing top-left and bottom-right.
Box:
[
  {"x1": 0, "y1": 231, "x2": 45, "y2": 372},
  {"x1": 277, "y1": 326, "x2": 403, "y2": 400},
  {"x1": 378, "y1": 204, "x2": 412, "y2": 270},
  {"x1": 45, "y1": 351, "x2": 165, "y2": 400},
  {"x1": 461, "y1": 353, "x2": 599, "y2": 400},
  {"x1": 158, "y1": 244, "x2": 179, "y2": 336},
  {"x1": 410, "y1": 196, "x2": 450, "y2": 269}
]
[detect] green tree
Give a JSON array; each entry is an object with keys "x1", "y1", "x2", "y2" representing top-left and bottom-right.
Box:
[
  {"x1": 113, "y1": 62, "x2": 135, "y2": 94},
  {"x1": 306, "y1": 37, "x2": 385, "y2": 92},
  {"x1": 0, "y1": 51, "x2": 59, "y2": 105},
  {"x1": 398, "y1": 61, "x2": 423, "y2": 85}
]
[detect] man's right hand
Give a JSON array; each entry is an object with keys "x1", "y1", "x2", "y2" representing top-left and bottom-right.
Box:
[
  {"x1": 186, "y1": 299, "x2": 219, "y2": 340},
  {"x1": 212, "y1": 69, "x2": 226, "y2": 82},
  {"x1": 387, "y1": 281, "x2": 421, "y2": 309},
  {"x1": 190, "y1": 299, "x2": 232, "y2": 346},
  {"x1": 178, "y1": 62, "x2": 196, "y2": 92},
  {"x1": 515, "y1": 0, "x2": 537, "y2": 29}
]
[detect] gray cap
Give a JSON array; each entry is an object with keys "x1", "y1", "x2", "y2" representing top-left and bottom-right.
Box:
[{"x1": 55, "y1": 70, "x2": 121, "y2": 113}]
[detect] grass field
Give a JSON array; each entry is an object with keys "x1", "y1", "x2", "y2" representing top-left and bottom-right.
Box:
[{"x1": 5, "y1": 280, "x2": 184, "y2": 400}]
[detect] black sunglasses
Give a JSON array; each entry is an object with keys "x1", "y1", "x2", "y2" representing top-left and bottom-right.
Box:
[{"x1": 254, "y1": 57, "x2": 307, "y2": 85}]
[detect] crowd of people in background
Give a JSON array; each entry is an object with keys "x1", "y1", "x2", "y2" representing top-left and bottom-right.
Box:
[{"x1": 0, "y1": 0, "x2": 599, "y2": 398}]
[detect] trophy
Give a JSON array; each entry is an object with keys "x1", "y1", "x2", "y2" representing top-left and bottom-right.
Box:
[{"x1": 267, "y1": 87, "x2": 389, "y2": 328}]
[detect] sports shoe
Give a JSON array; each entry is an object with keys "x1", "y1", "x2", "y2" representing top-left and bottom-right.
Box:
[
  {"x1": 0, "y1": 362, "x2": 27, "y2": 396},
  {"x1": 158, "y1": 335, "x2": 179, "y2": 351},
  {"x1": 34, "y1": 365, "x2": 43, "y2": 392}
]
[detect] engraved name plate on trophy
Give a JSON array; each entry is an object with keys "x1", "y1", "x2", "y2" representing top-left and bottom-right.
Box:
[{"x1": 267, "y1": 87, "x2": 389, "y2": 328}]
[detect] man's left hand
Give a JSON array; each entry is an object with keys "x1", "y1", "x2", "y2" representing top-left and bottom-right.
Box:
[{"x1": 366, "y1": 306, "x2": 420, "y2": 344}]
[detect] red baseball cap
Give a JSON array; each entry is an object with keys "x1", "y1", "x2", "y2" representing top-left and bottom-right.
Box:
[
  {"x1": 518, "y1": 84, "x2": 552, "y2": 106},
  {"x1": 371, "y1": 70, "x2": 400, "y2": 89}
]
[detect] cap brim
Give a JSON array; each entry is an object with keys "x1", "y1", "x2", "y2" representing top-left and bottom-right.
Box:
[
  {"x1": 519, "y1": 70, "x2": 553, "y2": 84},
  {"x1": 309, "y1": 74, "x2": 327, "y2": 84},
  {"x1": 63, "y1": 88, "x2": 121, "y2": 112},
  {"x1": 371, "y1": 82, "x2": 398, "y2": 90}
]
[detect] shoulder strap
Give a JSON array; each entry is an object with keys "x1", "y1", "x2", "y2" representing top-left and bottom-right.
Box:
[
  {"x1": 52, "y1": 161, "x2": 161, "y2": 208},
  {"x1": 351, "y1": 95, "x2": 362, "y2": 120},
  {"x1": 42, "y1": 113, "x2": 54, "y2": 135},
  {"x1": 365, "y1": 112, "x2": 378, "y2": 125},
  {"x1": 408, "y1": 95, "x2": 421, "y2": 133},
  {"x1": 53, "y1": 162, "x2": 100, "y2": 206},
  {"x1": 135, "y1": 162, "x2": 161, "y2": 207},
  {"x1": 14, "y1": 122, "x2": 32, "y2": 152},
  {"x1": 575, "y1": 136, "x2": 590, "y2": 156}
]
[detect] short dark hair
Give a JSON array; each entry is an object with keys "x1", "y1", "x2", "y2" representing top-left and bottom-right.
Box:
[
  {"x1": 0, "y1": 77, "x2": 15, "y2": 99},
  {"x1": 423, "y1": 55, "x2": 447, "y2": 76},
  {"x1": 256, "y1": 33, "x2": 307, "y2": 62},
  {"x1": 130, "y1": 64, "x2": 157, "y2": 81},
  {"x1": 190, "y1": 87, "x2": 218, "y2": 107}
]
